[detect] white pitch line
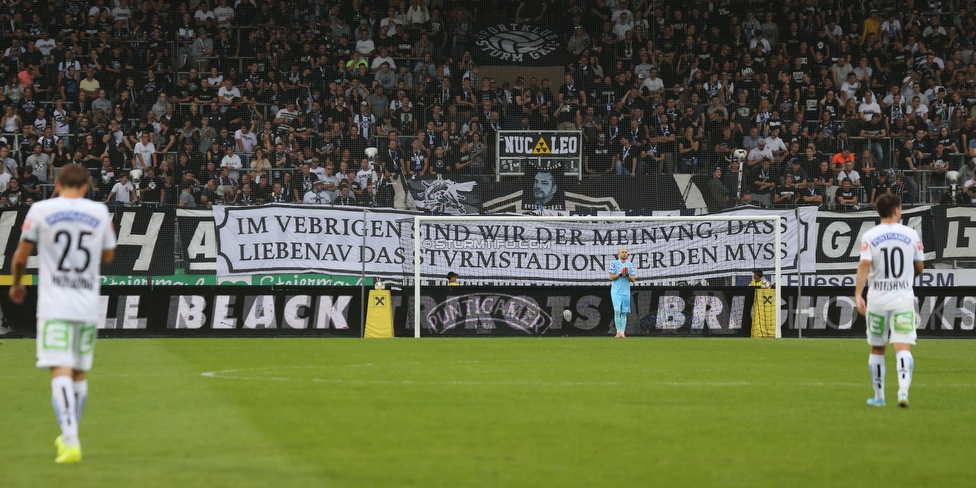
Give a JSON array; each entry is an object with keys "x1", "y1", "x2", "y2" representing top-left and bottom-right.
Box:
[{"x1": 197, "y1": 370, "x2": 976, "y2": 388}]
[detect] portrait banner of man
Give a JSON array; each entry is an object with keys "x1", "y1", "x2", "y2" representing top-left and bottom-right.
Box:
[{"x1": 522, "y1": 162, "x2": 566, "y2": 213}]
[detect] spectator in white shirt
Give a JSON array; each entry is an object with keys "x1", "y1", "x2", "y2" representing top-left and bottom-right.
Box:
[
  {"x1": 612, "y1": 13, "x2": 633, "y2": 40},
  {"x1": 309, "y1": 158, "x2": 326, "y2": 178},
  {"x1": 220, "y1": 145, "x2": 243, "y2": 179},
  {"x1": 405, "y1": 1, "x2": 430, "y2": 28},
  {"x1": 840, "y1": 72, "x2": 860, "y2": 102},
  {"x1": 355, "y1": 29, "x2": 375, "y2": 56},
  {"x1": 370, "y1": 47, "x2": 397, "y2": 72},
  {"x1": 213, "y1": 0, "x2": 235, "y2": 27},
  {"x1": 764, "y1": 127, "x2": 788, "y2": 157},
  {"x1": 105, "y1": 173, "x2": 135, "y2": 204},
  {"x1": 111, "y1": 0, "x2": 133, "y2": 28},
  {"x1": 823, "y1": 20, "x2": 843, "y2": 41},
  {"x1": 303, "y1": 180, "x2": 332, "y2": 204},
  {"x1": 837, "y1": 161, "x2": 861, "y2": 186},
  {"x1": 908, "y1": 96, "x2": 929, "y2": 120},
  {"x1": 194, "y1": 3, "x2": 216, "y2": 25},
  {"x1": 274, "y1": 101, "x2": 299, "y2": 125},
  {"x1": 133, "y1": 132, "x2": 157, "y2": 170},
  {"x1": 34, "y1": 32, "x2": 55, "y2": 60},
  {"x1": 217, "y1": 79, "x2": 241, "y2": 105},
  {"x1": 234, "y1": 125, "x2": 257, "y2": 154},
  {"x1": 380, "y1": 8, "x2": 403, "y2": 36},
  {"x1": 747, "y1": 138, "x2": 775, "y2": 167},
  {"x1": 641, "y1": 68, "x2": 664, "y2": 94},
  {"x1": 857, "y1": 91, "x2": 882, "y2": 121},
  {"x1": 611, "y1": 6, "x2": 634, "y2": 27}
]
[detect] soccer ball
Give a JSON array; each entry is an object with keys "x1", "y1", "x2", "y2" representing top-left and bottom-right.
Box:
[
  {"x1": 732, "y1": 148, "x2": 748, "y2": 164},
  {"x1": 562, "y1": 309, "x2": 573, "y2": 322}
]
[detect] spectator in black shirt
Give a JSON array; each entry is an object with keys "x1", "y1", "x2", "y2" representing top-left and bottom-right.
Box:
[
  {"x1": 785, "y1": 158, "x2": 809, "y2": 187},
  {"x1": 1, "y1": 177, "x2": 26, "y2": 205},
  {"x1": 19, "y1": 166, "x2": 41, "y2": 203},
  {"x1": 707, "y1": 166, "x2": 730, "y2": 213},
  {"x1": 860, "y1": 112, "x2": 887, "y2": 164},
  {"x1": 773, "y1": 174, "x2": 799, "y2": 206},
  {"x1": 139, "y1": 166, "x2": 166, "y2": 204},
  {"x1": 750, "y1": 158, "x2": 777, "y2": 208},
  {"x1": 429, "y1": 145, "x2": 451, "y2": 176},
  {"x1": 722, "y1": 159, "x2": 746, "y2": 201},
  {"x1": 712, "y1": 126, "x2": 737, "y2": 165},
  {"x1": 344, "y1": 125, "x2": 369, "y2": 161},
  {"x1": 586, "y1": 133, "x2": 613, "y2": 174},
  {"x1": 835, "y1": 178, "x2": 859, "y2": 209},
  {"x1": 871, "y1": 171, "x2": 892, "y2": 205}
]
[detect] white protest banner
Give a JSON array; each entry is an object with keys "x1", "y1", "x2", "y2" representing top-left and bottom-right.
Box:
[
  {"x1": 214, "y1": 205, "x2": 817, "y2": 283},
  {"x1": 404, "y1": 207, "x2": 818, "y2": 284},
  {"x1": 213, "y1": 205, "x2": 413, "y2": 277}
]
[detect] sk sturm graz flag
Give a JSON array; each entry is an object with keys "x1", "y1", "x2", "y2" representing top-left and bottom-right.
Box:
[
  {"x1": 472, "y1": 22, "x2": 567, "y2": 66},
  {"x1": 404, "y1": 175, "x2": 482, "y2": 215}
]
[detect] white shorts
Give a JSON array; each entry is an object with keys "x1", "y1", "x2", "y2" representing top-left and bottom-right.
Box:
[
  {"x1": 865, "y1": 308, "x2": 917, "y2": 347},
  {"x1": 36, "y1": 319, "x2": 98, "y2": 371}
]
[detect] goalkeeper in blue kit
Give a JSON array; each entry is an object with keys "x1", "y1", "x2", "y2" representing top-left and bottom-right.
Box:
[{"x1": 608, "y1": 247, "x2": 635, "y2": 337}]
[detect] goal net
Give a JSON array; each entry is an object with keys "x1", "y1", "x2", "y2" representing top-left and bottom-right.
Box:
[{"x1": 402, "y1": 214, "x2": 789, "y2": 337}]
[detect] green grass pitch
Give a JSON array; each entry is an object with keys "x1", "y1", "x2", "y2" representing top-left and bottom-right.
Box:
[{"x1": 2, "y1": 337, "x2": 975, "y2": 487}]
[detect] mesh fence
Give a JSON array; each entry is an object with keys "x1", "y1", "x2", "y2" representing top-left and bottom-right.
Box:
[{"x1": 0, "y1": 1, "x2": 972, "y2": 283}]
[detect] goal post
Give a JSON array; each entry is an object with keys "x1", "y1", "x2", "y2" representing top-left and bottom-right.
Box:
[{"x1": 410, "y1": 214, "x2": 783, "y2": 338}]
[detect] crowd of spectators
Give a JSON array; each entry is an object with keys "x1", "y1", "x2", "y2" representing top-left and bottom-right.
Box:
[{"x1": 0, "y1": 0, "x2": 973, "y2": 211}]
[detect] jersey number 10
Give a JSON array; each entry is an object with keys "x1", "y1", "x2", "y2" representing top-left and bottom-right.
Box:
[{"x1": 879, "y1": 247, "x2": 905, "y2": 279}]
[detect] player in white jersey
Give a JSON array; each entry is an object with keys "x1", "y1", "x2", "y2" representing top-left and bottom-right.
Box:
[
  {"x1": 9, "y1": 164, "x2": 117, "y2": 463},
  {"x1": 855, "y1": 193, "x2": 924, "y2": 409}
]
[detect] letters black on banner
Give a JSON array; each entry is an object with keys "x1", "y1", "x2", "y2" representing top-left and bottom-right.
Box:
[
  {"x1": 0, "y1": 207, "x2": 174, "y2": 275},
  {"x1": 499, "y1": 133, "x2": 583, "y2": 158}
]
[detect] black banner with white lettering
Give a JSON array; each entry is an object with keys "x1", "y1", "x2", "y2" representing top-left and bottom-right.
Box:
[
  {"x1": 177, "y1": 209, "x2": 218, "y2": 274},
  {"x1": 5, "y1": 284, "x2": 973, "y2": 338},
  {"x1": 394, "y1": 286, "x2": 757, "y2": 337},
  {"x1": 105, "y1": 206, "x2": 175, "y2": 276},
  {"x1": 815, "y1": 206, "x2": 936, "y2": 272},
  {"x1": 929, "y1": 206, "x2": 976, "y2": 261},
  {"x1": 0, "y1": 207, "x2": 174, "y2": 275},
  {"x1": 780, "y1": 287, "x2": 976, "y2": 338},
  {"x1": 0, "y1": 286, "x2": 363, "y2": 337},
  {"x1": 471, "y1": 21, "x2": 568, "y2": 66},
  {"x1": 485, "y1": 175, "x2": 683, "y2": 214}
]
